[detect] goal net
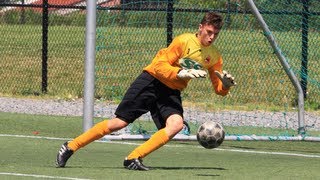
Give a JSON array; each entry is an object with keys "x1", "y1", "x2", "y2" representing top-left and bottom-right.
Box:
[{"x1": 91, "y1": 0, "x2": 320, "y2": 141}]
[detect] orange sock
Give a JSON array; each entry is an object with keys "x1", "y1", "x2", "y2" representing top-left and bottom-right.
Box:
[
  {"x1": 127, "y1": 128, "x2": 170, "y2": 159},
  {"x1": 68, "y1": 120, "x2": 111, "y2": 152}
]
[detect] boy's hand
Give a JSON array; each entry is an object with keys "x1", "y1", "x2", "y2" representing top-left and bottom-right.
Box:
[
  {"x1": 214, "y1": 70, "x2": 236, "y2": 89},
  {"x1": 177, "y1": 69, "x2": 207, "y2": 79}
]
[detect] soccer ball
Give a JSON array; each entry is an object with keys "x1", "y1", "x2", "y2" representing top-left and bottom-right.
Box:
[{"x1": 196, "y1": 121, "x2": 225, "y2": 149}]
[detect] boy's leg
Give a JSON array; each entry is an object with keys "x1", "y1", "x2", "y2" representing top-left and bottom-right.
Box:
[
  {"x1": 67, "y1": 120, "x2": 111, "y2": 152},
  {"x1": 56, "y1": 118, "x2": 127, "y2": 167},
  {"x1": 123, "y1": 128, "x2": 170, "y2": 171},
  {"x1": 124, "y1": 114, "x2": 183, "y2": 170},
  {"x1": 56, "y1": 72, "x2": 153, "y2": 168},
  {"x1": 126, "y1": 128, "x2": 170, "y2": 160},
  {"x1": 68, "y1": 119, "x2": 127, "y2": 151}
]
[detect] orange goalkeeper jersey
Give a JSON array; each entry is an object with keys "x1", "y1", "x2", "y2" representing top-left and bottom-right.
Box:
[{"x1": 144, "y1": 33, "x2": 229, "y2": 96}]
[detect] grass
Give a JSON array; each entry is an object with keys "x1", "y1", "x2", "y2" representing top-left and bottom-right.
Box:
[
  {"x1": 2, "y1": 137, "x2": 320, "y2": 180},
  {"x1": 0, "y1": 112, "x2": 320, "y2": 179},
  {"x1": 1, "y1": 111, "x2": 319, "y2": 138},
  {"x1": 0, "y1": 24, "x2": 320, "y2": 111}
]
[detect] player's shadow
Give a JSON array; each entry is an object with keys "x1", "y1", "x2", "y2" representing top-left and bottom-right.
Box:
[
  {"x1": 151, "y1": 166, "x2": 226, "y2": 171},
  {"x1": 65, "y1": 166, "x2": 226, "y2": 171},
  {"x1": 196, "y1": 174, "x2": 221, "y2": 177},
  {"x1": 228, "y1": 145, "x2": 256, "y2": 150}
]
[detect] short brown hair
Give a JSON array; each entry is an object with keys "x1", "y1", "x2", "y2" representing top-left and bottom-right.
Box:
[{"x1": 200, "y1": 12, "x2": 224, "y2": 29}]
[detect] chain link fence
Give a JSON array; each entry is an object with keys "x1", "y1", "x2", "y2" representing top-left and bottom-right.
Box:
[
  {"x1": 0, "y1": 0, "x2": 319, "y2": 112},
  {"x1": 0, "y1": 0, "x2": 86, "y2": 97}
]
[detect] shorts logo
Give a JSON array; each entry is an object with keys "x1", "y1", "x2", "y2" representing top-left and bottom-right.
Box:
[{"x1": 179, "y1": 58, "x2": 203, "y2": 70}]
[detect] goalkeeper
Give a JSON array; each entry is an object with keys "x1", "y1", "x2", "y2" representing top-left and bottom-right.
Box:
[{"x1": 56, "y1": 12, "x2": 236, "y2": 171}]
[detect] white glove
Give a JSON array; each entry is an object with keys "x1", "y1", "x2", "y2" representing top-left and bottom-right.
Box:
[
  {"x1": 177, "y1": 69, "x2": 207, "y2": 80},
  {"x1": 214, "y1": 70, "x2": 236, "y2": 89}
]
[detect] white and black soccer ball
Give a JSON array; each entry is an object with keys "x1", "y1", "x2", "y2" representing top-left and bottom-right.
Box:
[{"x1": 196, "y1": 121, "x2": 225, "y2": 149}]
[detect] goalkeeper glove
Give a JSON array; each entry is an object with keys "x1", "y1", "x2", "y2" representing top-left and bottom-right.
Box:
[
  {"x1": 214, "y1": 70, "x2": 237, "y2": 89},
  {"x1": 177, "y1": 69, "x2": 207, "y2": 80}
]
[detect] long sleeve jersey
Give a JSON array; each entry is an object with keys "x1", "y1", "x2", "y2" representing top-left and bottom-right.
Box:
[{"x1": 144, "y1": 33, "x2": 229, "y2": 96}]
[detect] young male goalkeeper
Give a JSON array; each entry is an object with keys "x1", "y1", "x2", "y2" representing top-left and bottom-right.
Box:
[{"x1": 56, "y1": 12, "x2": 236, "y2": 171}]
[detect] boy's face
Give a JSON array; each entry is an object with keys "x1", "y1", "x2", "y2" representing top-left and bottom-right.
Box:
[{"x1": 198, "y1": 24, "x2": 220, "y2": 47}]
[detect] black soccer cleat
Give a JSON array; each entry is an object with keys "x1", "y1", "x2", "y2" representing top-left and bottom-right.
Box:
[
  {"x1": 123, "y1": 158, "x2": 149, "y2": 171},
  {"x1": 56, "y1": 141, "x2": 74, "y2": 168}
]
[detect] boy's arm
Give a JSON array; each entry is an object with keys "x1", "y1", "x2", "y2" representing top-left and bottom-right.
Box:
[
  {"x1": 151, "y1": 37, "x2": 184, "y2": 80},
  {"x1": 208, "y1": 57, "x2": 231, "y2": 96}
]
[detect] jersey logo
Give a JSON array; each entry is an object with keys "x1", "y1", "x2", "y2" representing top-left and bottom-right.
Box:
[
  {"x1": 205, "y1": 56, "x2": 211, "y2": 63},
  {"x1": 179, "y1": 58, "x2": 203, "y2": 70}
]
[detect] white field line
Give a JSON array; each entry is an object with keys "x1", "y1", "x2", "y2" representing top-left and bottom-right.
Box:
[
  {"x1": 214, "y1": 148, "x2": 320, "y2": 158},
  {"x1": 1, "y1": 134, "x2": 320, "y2": 159},
  {"x1": 0, "y1": 172, "x2": 91, "y2": 180}
]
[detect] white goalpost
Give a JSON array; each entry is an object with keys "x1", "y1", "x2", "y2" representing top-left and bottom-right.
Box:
[
  {"x1": 83, "y1": 1, "x2": 320, "y2": 141},
  {"x1": 247, "y1": 0, "x2": 305, "y2": 134},
  {"x1": 83, "y1": 0, "x2": 96, "y2": 132}
]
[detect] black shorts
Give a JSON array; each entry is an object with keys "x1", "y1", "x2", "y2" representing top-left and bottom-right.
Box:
[{"x1": 115, "y1": 71, "x2": 183, "y2": 130}]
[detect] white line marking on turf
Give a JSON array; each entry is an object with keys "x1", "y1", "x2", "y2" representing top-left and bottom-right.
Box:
[
  {"x1": 214, "y1": 148, "x2": 320, "y2": 158},
  {"x1": 1, "y1": 134, "x2": 320, "y2": 159},
  {"x1": 0, "y1": 134, "x2": 70, "y2": 141},
  {"x1": 0, "y1": 172, "x2": 91, "y2": 180}
]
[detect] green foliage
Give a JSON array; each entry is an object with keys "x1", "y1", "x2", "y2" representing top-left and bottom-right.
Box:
[
  {"x1": 0, "y1": 9, "x2": 42, "y2": 25},
  {"x1": 0, "y1": 9, "x2": 86, "y2": 26}
]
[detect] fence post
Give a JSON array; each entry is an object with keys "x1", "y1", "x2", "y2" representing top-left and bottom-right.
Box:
[
  {"x1": 166, "y1": 0, "x2": 173, "y2": 46},
  {"x1": 301, "y1": 0, "x2": 309, "y2": 99},
  {"x1": 20, "y1": 0, "x2": 25, "y2": 24},
  {"x1": 42, "y1": 0, "x2": 48, "y2": 93}
]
